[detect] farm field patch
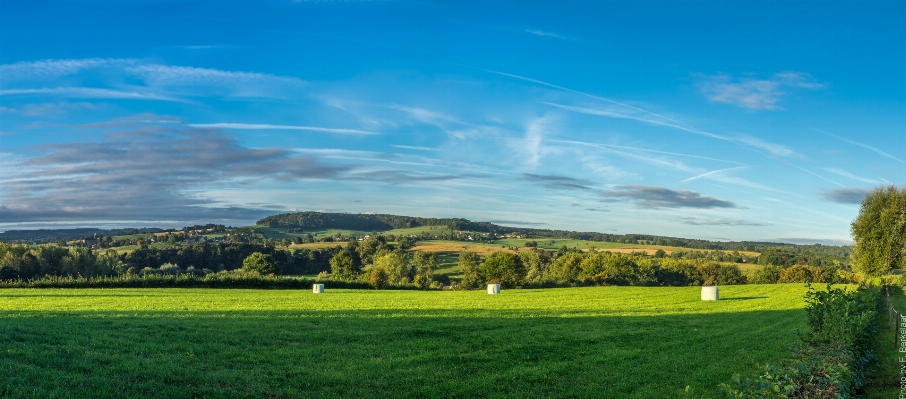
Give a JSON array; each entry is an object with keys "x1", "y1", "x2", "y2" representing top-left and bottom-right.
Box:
[{"x1": 0, "y1": 285, "x2": 807, "y2": 398}]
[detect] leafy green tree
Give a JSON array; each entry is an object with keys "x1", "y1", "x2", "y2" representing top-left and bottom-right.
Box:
[
  {"x1": 356, "y1": 236, "x2": 389, "y2": 265},
  {"x1": 458, "y1": 251, "x2": 482, "y2": 288},
  {"x1": 242, "y1": 252, "x2": 277, "y2": 275},
  {"x1": 480, "y1": 252, "x2": 526, "y2": 288},
  {"x1": 410, "y1": 251, "x2": 436, "y2": 286},
  {"x1": 548, "y1": 252, "x2": 583, "y2": 284},
  {"x1": 397, "y1": 236, "x2": 416, "y2": 250},
  {"x1": 579, "y1": 252, "x2": 640, "y2": 285},
  {"x1": 518, "y1": 250, "x2": 545, "y2": 283},
  {"x1": 373, "y1": 250, "x2": 410, "y2": 284},
  {"x1": 851, "y1": 185, "x2": 906, "y2": 277},
  {"x1": 758, "y1": 248, "x2": 798, "y2": 267},
  {"x1": 329, "y1": 249, "x2": 361, "y2": 280}
]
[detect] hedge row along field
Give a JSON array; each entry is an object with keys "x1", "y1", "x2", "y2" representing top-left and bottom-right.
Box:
[{"x1": 0, "y1": 285, "x2": 809, "y2": 398}]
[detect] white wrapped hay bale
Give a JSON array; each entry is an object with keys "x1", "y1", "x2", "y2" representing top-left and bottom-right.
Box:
[
  {"x1": 701, "y1": 285, "x2": 719, "y2": 301},
  {"x1": 313, "y1": 284, "x2": 325, "y2": 294},
  {"x1": 487, "y1": 283, "x2": 500, "y2": 294}
]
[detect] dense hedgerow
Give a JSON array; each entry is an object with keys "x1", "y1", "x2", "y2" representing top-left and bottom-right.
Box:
[{"x1": 715, "y1": 284, "x2": 881, "y2": 398}]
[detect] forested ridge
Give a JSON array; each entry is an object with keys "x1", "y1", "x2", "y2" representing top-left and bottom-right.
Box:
[{"x1": 257, "y1": 212, "x2": 498, "y2": 232}]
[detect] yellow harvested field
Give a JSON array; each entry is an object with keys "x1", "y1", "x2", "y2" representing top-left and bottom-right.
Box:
[
  {"x1": 286, "y1": 243, "x2": 345, "y2": 250},
  {"x1": 410, "y1": 242, "x2": 517, "y2": 255}
]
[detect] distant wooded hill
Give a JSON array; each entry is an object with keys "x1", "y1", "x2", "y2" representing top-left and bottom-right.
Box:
[
  {"x1": 0, "y1": 228, "x2": 162, "y2": 244},
  {"x1": 257, "y1": 212, "x2": 498, "y2": 232},
  {"x1": 256, "y1": 211, "x2": 851, "y2": 255}
]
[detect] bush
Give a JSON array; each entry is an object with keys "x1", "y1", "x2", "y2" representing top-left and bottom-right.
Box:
[
  {"x1": 719, "y1": 285, "x2": 880, "y2": 398},
  {"x1": 779, "y1": 265, "x2": 812, "y2": 283},
  {"x1": 369, "y1": 266, "x2": 389, "y2": 289},
  {"x1": 242, "y1": 253, "x2": 277, "y2": 275},
  {"x1": 480, "y1": 252, "x2": 525, "y2": 288},
  {"x1": 750, "y1": 265, "x2": 782, "y2": 284},
  {"x1": 697, "y1": 263, "x2": 746, "y2": 286}
]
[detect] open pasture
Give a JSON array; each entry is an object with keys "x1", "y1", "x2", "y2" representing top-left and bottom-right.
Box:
[
  {"x1": 0, "y1": 285, "x2": 807, "y2": 398},
  {"x1": 251, "y1": 227, "x2": 374, "y2": 240}
]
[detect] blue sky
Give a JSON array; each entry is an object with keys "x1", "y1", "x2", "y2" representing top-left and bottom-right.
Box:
[{"x1": 1, "y1": 1, "x2": 903, "y2": 244}]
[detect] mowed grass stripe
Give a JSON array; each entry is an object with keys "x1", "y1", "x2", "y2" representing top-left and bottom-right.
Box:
[{"x1": 1, "y1": 285, "x2": 808, "y2": 398}]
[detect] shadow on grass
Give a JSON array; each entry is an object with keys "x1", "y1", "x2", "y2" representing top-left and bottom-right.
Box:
[
  {"x1": 720, "y1": 296, "x2": 768, "y2": 301},
  {"x1": 0, "y1": 308, "x2": 804, "y2": 399}
]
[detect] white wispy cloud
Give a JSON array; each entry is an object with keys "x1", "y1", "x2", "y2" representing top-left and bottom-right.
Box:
[
  {"x1": 0, "y1": 58, "x2": 308, "y2": 100},
  {"x1": 388, "y1": 103, "x2": 505, "y2": 140},
  {"x1": 485, "y1": 69, "x2": 727, "y2": 140},
  {"x1": 126, "y1": 64, "x2": 307, "y2": 98},
  {"x1": 824, "y1": 168, "x2": 880, "y2": 185},
  {"x1": 778, "y1": 160, "x2": 846, "y2": 187},
  {"x1": 0, "y1": 58, "x2": 134, "y2": 81},
  {"x1": 0, "y1": 101, "x2": 97, "y2": 117},
  {"x1": 390, "y1": 145, "x2": 438, "y2": 151},
  {"x1": 524, "y1": 29, "x2": 578, "y2": 41},
  {"x1": 815, "y1": 128, "x2": 905, "y2": 163},
  {"x1": 562, "y1": 140, "x2": 776, "y2": 191},
  {"x1": 679, "y1": 166, "x2": 749, "y2": 183},
  {"x1": 0, "y1": 87, "x2": 185, "y2": 102},
  {"x1": 189, "y1": 123, "x2": 377, "y2": 135},
  {"x1": 697, "y1": 71, "x2": 825, "y2": 110},
  {"x1": 390, "y1": 104, "x2": 461, "y2": 125},
  {"x1": 736, "y1": 135, "x2": 806, "y2": 159},
  {"x1": 542, "y1": 102, "x2": 728, "y2": 140},
  {"x1": 551, "y1": 139, "x2": 746, "y2": 165},
  {"x1": 520, "y1": 115, "x2": 557, "y2": 167}
]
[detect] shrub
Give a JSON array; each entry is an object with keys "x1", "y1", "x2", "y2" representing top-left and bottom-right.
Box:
[
  {"x1": 590, "y1": 272, "x2": 609, "y2": 286},
  {"x1": 412, "y1": 273, "x2": 430, "y2": 289},
  {"x1": 719, "y1": 285, "x2": 880, "y2": 398},
  {"x1": 750, "y1": 265, "x2": 782, "y2": 284},
  {"x1": 698, "y1": 263, "x2": 746, "y2": 286},
  {"x1": 242, "y1": 253, "x2": 277, "y2": 275},
  {"x1": 779, "y1": 265, "x2": 811, "y2": 283},
  {"x1": 368, "y1": 266, "x2": 389, "y2": 289}
]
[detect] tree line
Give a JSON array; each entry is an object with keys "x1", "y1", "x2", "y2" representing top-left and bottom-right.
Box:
[
  {"x1": 0, "y1": 242, "x2": 343, "y2": 280},
  {"x1": 453, "y1": 249, "x2": 848, "y2": 289}
]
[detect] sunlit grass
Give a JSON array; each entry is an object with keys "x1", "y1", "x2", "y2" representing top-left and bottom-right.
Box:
[{"x1": 0, "y1": 285, "x2": 809, "y2": 398}]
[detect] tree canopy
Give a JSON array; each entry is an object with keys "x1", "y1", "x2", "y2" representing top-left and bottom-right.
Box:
[
  {"x1": 851, "y1": 185, "x2": 906, "y2": 277},
  {"x1": 242, "y1": 252, "x2": 277, "y2": 275}
]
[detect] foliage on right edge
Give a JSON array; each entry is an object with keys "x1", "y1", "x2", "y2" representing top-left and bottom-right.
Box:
[{"x1": 717, "y1": 284, "x2": 880, "y2": 399}]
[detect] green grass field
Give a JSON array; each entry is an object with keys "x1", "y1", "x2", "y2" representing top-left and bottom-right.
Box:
[{"x1": 0, "y1": 285, "x2": 809, "y2": 398}]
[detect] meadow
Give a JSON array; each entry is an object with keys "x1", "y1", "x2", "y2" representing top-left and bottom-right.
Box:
[{"x1": 0, "y1": 284, "x2": 810, "y2": 398}]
